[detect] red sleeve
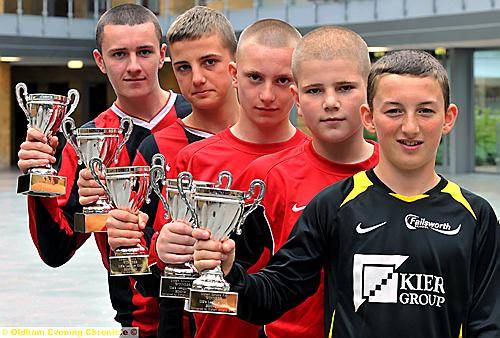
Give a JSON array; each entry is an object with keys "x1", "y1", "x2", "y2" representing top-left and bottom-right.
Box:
[{"x1": 27, "y1": 143, "x2": 91, "y2": 267}]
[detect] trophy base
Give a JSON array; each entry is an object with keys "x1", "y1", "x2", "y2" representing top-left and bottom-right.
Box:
[
  {"x1": 160, "y1": 275, "x2": 197, "y2": 299},
  {"x1": 188, "y1": 289, "x2": 238, "y2": 315},
  {"x1": 109, "y1": 255, "x2": 151, "y2": 276},
  {"x1": 17, "y1": 173, "x2": 66, "y2": 197},
  {"x1": 74, "y1": 212, "x2": 108, "y2": 233}
]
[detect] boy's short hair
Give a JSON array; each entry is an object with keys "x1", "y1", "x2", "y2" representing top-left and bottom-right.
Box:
[
  {"x1": 291, "y1": 26, "x2": 370, "y2": 82},
  {"x1": 368, "y1": 50, "x2": 450, "y2": 109},
  {"x1": 236, "y1": 19, "x2": 302, "y2": 60},
  {"x1": 167, "y1": 6, "x2": 237, "y2": 57},
  {"x1": 96, "y1": 4, "x2": 162, "y2": 51}
]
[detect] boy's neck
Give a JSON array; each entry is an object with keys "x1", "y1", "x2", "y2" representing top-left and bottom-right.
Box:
[
  {"x1": 312, "y1": 130, "x2": 373, "y2": 164},
  {"x1": 230, "y1": 114, "x2": 296, "y2": 144},
  {"x1": 116, "y1": 88, "x2": 169, "y2": 122},
  {"x1": 373, "y1": 158, "x2": 441, "y2": 196},
  {"x1": 182, "y1": 90, "x2": 239, "y2": 134}
]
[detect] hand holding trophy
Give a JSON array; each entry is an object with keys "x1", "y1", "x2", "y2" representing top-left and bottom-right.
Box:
[
  {"x1": 89, "y1": 155, "x2": 164, "y2": 276},
  {"x1": 16, "y1": 82, "x2": 79, "y2": 197},
  {"x1": 62, "y1": 116, "x2": 133, "y2": 232},
  {"x1": 186, "y1": 175, "x2": 265, "y2": 315},
  {"x1": 151, "y1": 170, "x2": 232, "y2": 299}
]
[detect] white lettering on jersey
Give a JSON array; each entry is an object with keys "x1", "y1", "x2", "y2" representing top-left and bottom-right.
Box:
[
  {"x1": 353, "y1": 254, "x2": 446, "y2": 312},
  {"x1": 405, "y1": 214, "x2": 461, "y2": 235}
]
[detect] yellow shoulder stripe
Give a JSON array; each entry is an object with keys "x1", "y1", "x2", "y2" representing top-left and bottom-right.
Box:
[
  {"x1": 328, "y1": 309, "x2": 336, "y2": 338},
  {"x1": 389, "y1": 193, "x2": 429, "y2": 202},
  {"x1": 340, "y1": 171, "x2": 373, "y2": 207},
  {"x1": 459, "y1": 324, "x2": 462, "y2": 338},
  {"x1": 441, "y1": 181, "x2": 477, "y2": 220}
]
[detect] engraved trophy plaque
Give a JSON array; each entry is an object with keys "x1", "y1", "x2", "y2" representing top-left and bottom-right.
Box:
[
  {"x1": 187, "y1": 177, "x2": 265, "y2": 315},
  {"x1": 155, "y1": 171, "x2": 232, "y2": 299},
  {"x1": 89, "y1": 157, "x2": 159, "y2": 276},
  {"x1": 16, "y1": 82, "x2": 79, "y2": 197},
  {"x1": 62, "y1": 116, "x2": 133, "y2": 232}
]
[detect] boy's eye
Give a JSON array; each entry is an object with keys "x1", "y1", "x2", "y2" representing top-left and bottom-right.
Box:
[
  {"x1": 385, "y1": 108, "x2": 403, "y2": 116},
  {"x1": 138, "y1": 49, "x2": 153, "y2": 56},
  {"x1": 248, "y1": 74, "x2": 261, "y2": 82},
  {"x1": 176, "y1": 64, "x2": 191, "y2": 72},
  {"x1": 338, "y1": 85, "x2": 354, "y2": 92},
  {"x1": 112, "y1": 51, "x2": 125, "y2": 58},
  {"x1": 418, "y1": 108, "x2": 435, "y2": 115},
  {"x1": 305, "y1": 88, "x2": 322, "y2": 95},
  {"x1": 276, "y1": 77, "x2": 291, "y2": 86},
  {"x1": 204, "y1": 59, "x2": 217, "y2": 66}
]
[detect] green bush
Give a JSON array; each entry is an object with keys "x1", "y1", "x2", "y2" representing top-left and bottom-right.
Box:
[{"x1": 475, "y1": 107, "x2": 500, "y2": 165}]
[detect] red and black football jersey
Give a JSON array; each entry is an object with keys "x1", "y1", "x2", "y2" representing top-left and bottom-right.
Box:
[
  {"x1": 26, "y1": 92, "x2": 191, "y2": 337},
  {"x1": 236, "y1": 140, "x2": 378, "y2": 338},
  {"x1": 171, "y1": 127, "x2": 309, "y2": 338},
  {"x1": 133, "y1": 119, "x2": 214, "y2": 338}
]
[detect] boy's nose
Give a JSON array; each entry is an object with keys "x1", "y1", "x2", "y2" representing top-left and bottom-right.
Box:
[
  {"x1": 259, "y1": 82, "x2": 276, "y2": 104},
  {"x1": 192, "y1": 65, "x2": 207, "y2": 87},
  {"x1": 127, "y1": 54, "x2": 141, "y2": 75},
  {"x1": 323, "y1": 93, "x2": 340, "y2": 111},
  {"x1": 401, "y1": 113, "x2": 420, "y2": 135}
]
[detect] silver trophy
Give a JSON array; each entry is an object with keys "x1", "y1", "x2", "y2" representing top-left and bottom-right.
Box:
[
  {"x1": 62, "y1": 116, "x2": 133, "y2": 233},
  {"x1": 151, "y1": 170, "x2": 232, "y2": 299},
  {"x1": 89, "y1": 157, "x2": 160, "y2": 276},
  {"x1": 186, "y1": 175, "x2": 265, "y2": 315},
  {"x1": 16, "y1": 82, "x2": 79, "y2": 197}
]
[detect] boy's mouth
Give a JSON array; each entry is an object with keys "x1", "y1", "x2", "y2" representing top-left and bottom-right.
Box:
[
  {"x1": 321, "y1": 117, "x2": 345, "y2": 122},
  {"x1": 398, "y1": 139, "x2": 423, "y2": 147}
]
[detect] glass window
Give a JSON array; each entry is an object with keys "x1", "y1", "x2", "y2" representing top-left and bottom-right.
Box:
[{"x1": 474, "y1": 50, "x2": 500, "y2": 173}]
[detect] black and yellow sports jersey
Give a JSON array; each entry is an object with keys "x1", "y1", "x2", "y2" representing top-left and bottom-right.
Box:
[{"x1": 226, "y1": 169, "x2": 500, "y2": 338}]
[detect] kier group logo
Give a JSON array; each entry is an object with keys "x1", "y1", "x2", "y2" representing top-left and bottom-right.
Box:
[{"x1": 353, "y1": 254, "x2": 446, "y2": 312}]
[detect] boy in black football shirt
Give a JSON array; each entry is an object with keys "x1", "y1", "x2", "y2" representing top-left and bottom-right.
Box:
[{"x1": 193, "y1": 50, "x2": 500, "y2": 338}]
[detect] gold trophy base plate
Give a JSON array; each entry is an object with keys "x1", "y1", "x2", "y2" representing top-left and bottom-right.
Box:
[
  {"x1": 17, "y1": 173, "x2": 66, "y2": 197},
  {"x1": 74, "y1": 213, "x2": 108, "y2": 233},
  {"x1": 160, "y1": 275, "x2": 197, "y2": 299},
  {"x1": 188, "y1": 289, "x2": 238, "y2": 315},
  {"x1": 109, "y1": 255, "x2": 151, "y2": 276}
]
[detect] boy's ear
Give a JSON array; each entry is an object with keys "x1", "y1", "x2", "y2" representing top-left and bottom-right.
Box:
[
  {"x1": 93, "y1": 49, "x2": 106, "y2": 74},
  {"x1": 158, "y1": 43, "x2": 167, "y2": 69},
  {"x1": 228, "y1": 62, "x2": 238, "y2": 89},
  {"x1": 290, "y1": 84, "x2": 302, "y2": 117},
  {"x1": 442, "y1": 103, "x2": 458, "y2": 135},
  {"x1": 360, "y1": 104, "x2": 376, "y2": 134}
]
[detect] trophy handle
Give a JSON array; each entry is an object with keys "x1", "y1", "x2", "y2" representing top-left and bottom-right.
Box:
[
  {"x1": 15, "y1": 83, "x2": 30, "y2": 121},
  {"x1": 61, "y1": 117, "x2": 84, "y2": 165},
  {"x1": 115, "y1": 117, "x2": 133, "y2": 164},
  {"x1": 65, "y1": 89, "x2": 80, "y2": 118},
  {"x1": 236, "y1": 179, "x2": 266, "y2": 235},
  {"x1": 177, "y1": 171, "x2": 198, "y2": 227},
  {"x1": 147, "y1": 154, "x2": 171, "y2": 220},
  {"x1": 216, "y1": 170, "x2": 233, "y2": 189},
  {"x1": 89, "y1": 157, "x2": 113, "y2": 207}
]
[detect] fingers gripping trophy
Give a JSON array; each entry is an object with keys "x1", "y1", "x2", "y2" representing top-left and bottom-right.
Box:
[
  {"x1": 183, "y1": 173, "x2": 265, "y2": 315},
  {"x1": 89, "y1": 154, "x2": 164, "y2": 276},
  {"x1": 62, "y1": 116, "x2": 133, "y2": 233},
  {"x1": 150, "y1": 169, "x2": 233, "y2": 299},
  {"x1": 16, "y1": 82, "x2": 79, "y2": 197}
]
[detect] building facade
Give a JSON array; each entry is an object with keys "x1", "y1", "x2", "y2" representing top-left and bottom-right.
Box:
[{"x1": 1, "y1": 0, "x2": 499, "y2": 174}]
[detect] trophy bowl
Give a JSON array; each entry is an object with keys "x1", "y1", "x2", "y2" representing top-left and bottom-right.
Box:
[
  {"x1": 153, "y1": 171, "x2": 231, "y2": 299},
  {"x1": 89, "y1": 157, "x2": 155, "y2": 276},
  {"x1": 16, "y1": 82, "x2": 79, "y2": 197},
  {"x1": 187, "y1": 178, "x2": 265, "y2": 315},
  {"x1": 62, "y1": 116, "x2": 133, "y2": 232}
]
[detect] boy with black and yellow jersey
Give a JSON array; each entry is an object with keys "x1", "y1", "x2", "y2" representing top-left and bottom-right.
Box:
[{"x1": 193, "y1": 50, "x2": 500, "y2": 338}]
